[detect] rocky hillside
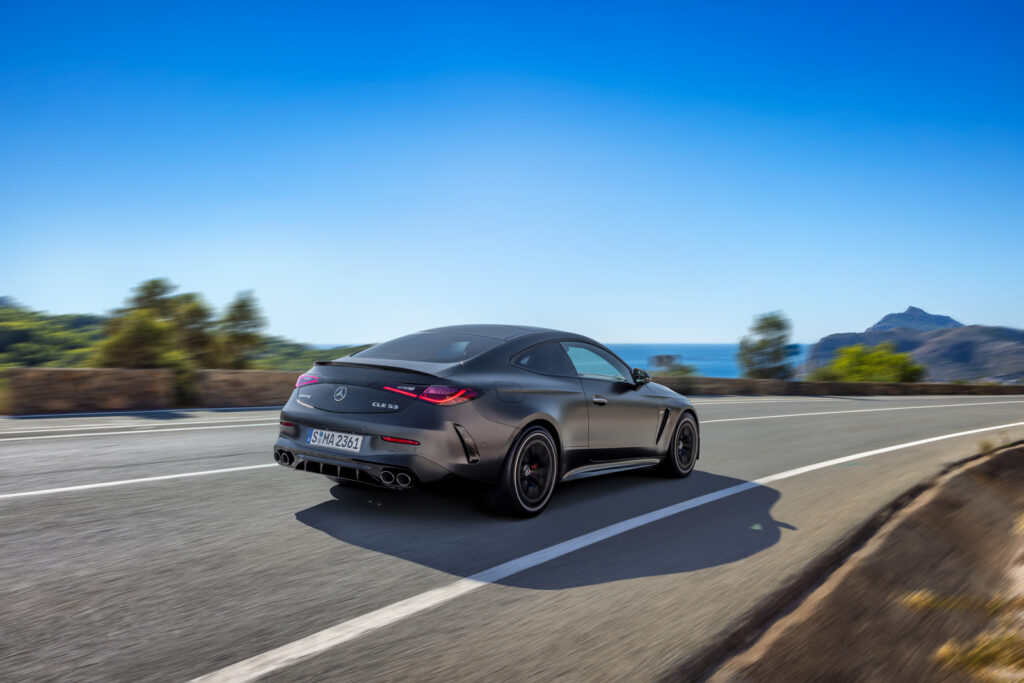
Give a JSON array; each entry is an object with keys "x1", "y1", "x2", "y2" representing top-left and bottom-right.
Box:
[
  {"x1": 804, "y1": 307, "x2": 1024, "y2": 382},
  {"x1": 866, "y1": 306, "x2": 963, "y2": 332}
]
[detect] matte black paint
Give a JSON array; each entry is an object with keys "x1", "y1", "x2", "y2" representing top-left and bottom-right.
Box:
[{"x1": 273, "y1": 325, "x2": 698, "y2": 491}]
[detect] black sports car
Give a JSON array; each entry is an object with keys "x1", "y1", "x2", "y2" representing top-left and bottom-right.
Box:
[{"x1": 273, "y1": 325, "x2": 700, "y2": 516}]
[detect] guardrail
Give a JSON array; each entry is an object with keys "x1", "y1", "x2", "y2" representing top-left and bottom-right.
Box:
[{"x1": 3, "y1": 368, "x2": 1022, "y2": 415}]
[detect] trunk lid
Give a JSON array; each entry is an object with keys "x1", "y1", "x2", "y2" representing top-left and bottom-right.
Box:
[{"x1": 296, "y1": 360, "x2": 453, "y2": 414}]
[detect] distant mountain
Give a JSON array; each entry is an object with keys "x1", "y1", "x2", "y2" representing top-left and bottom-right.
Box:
[
  {"x1": 804, "y1": 307, "x2": 1024, "y2": 382},
  {"x1": 866, "y1": 306, "x2": 963, "y2": 333}
]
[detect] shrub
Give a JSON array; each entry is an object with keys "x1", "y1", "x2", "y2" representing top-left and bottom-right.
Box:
[{"x1": 809, "y1": 342, "x2": 925, "y2": 383}]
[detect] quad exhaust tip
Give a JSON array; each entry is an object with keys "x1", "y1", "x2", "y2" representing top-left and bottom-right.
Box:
[
  {"x1": 379, "y1": 469, "x2": 412, "y2": 487},
  {"x1": 274, "y1": 449, "x2": 295, "y2": 467}
]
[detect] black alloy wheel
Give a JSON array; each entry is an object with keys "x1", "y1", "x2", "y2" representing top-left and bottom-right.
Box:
[
  {"x1": 661, "y1": 412, "x2": 699, "y2": 477},
  {"x1": 490, "y1": 426, "x2": 558, "y2": 517}
]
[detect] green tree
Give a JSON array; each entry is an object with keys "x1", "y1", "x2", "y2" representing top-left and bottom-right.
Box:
[
  {"x1": 648, "y1": 354, "x2": 697, "y2": 377},
  {"x1": 170, "y1": 292, "x2": 217, "y2": 367},
  {"x1": 219, "y1": 291, "x2": 266, "y2": 368},
  {"x1": 92, "y1": 305, "x2": 201, "y2": 402},
  {"x1": 0, "y1": 299, "x2": 105, "y2": 368},
  {"x1": 737, "y1": 311, "x2": 799, "y2": 379},
  {"x1": 123, "y1": 278, "x2": 177, "y2": 318},
  {"x1": 808, "y1": 342, "x2": 925, "y2": 382},
  {"x1": 94, "y1": 309, "x2": 175, "y2": 368},
  {"x1": 96, "y1": 281, "x2": 229, "y2": 371}
]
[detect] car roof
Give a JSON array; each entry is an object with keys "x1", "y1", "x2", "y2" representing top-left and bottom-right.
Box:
[
  {"x1": 416, "y1": 324, "x2": 573, "y2": 341},
  {"x1": 389, "y1": 325, "x2": 632, "y2": 369}
]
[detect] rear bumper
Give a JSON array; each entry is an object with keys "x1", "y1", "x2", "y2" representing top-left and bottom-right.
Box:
[
  {"x1": 272, "y1": 393, "x2": 517, "y2": 486},
  {"x1": 274, "y1": 434, "x2": 453, "y2": 487}
]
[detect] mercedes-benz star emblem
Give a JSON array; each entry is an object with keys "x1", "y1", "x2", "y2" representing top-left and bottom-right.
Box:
[{"x1": 333, "y1": 386, "x2": 348, "y2": 401}]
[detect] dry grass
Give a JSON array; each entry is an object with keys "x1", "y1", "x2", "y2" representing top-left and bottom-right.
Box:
[
  {"x1": 900, "y1": 590, "x2": 1024, "y2": 618},
  {"x1": 935, "y1": 629, "x2": 1024, "y2": 680},
  {"x1": 900, "y1": 590, "x2": 1024, "y2": 679}
]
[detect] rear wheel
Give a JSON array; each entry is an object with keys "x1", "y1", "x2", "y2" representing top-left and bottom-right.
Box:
[
  {"x1": 488, "y1": 426, "x2": 558, "y2": 517},
  {"x1": 660, "y1": 412, "x2": 699, "y2": 477}
]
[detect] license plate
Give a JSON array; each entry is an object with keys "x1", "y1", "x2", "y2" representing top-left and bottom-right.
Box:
[{"x1": 306, "y1": 429, "x2": 364, "y2": 453}]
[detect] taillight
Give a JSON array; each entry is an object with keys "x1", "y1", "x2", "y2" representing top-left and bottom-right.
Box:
[
  {"x1": 383, "y1": 385, "x2": 479, "y2": 406},
  {"x1": 382, "y1": 385, "x2": 418, "y2": 398},
  {"x1": 418, "y1": 386, "x2": 479, "y2": 405},
  {"x1": 296, "y1": 373, "x2": 319, "y2": 388},
  {"x1": 381, "y1": 436, "x2": 420, "y2": 445}
]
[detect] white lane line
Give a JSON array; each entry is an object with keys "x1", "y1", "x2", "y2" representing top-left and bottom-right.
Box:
[
  {"x1": 691, "y1": 398, "x2": 844, "y2": 405},
  {"x1": 702, "y1": 400, "x2": 1024, "y2": 423},
  {"x1": 0, "y1": 464, "x2": 278, "y2": 500},
  {"x1": 692, "y1": 393, "x2": 1019, "y2": 403},
  {"x1": 4, "y1": 406, "x2": 284, "y2": 419},
  {"x1": 0, "y1": 416, "x2": 278, "y2": 435},
  {"x1": 1, "y1": 399, "x2": 1020, "y2": 494},
  {"x1": 0, "y1": 422, "x2": 278, "y2": 442},
  {"x1": 192, "y1": 420, "x2": 1024, "y2": 683}
]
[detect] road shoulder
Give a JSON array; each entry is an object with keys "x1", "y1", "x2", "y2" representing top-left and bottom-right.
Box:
[{"x1": 709, "y1": 443, "x2": 1024, "y2": 682}]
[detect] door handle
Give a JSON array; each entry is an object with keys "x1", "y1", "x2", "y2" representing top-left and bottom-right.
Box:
[{"x1": 592, "y1": 396, "x2": 608, "y2": 406}]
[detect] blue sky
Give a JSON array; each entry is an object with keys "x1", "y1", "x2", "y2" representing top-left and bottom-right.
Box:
[{"x1": 2, "y1": 2, "x2": 1022, "y2": 343}]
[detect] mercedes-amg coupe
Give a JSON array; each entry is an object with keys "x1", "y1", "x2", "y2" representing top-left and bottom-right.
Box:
[{"x1": 273, "y1": 325, "x2": 700, "y2": 516}]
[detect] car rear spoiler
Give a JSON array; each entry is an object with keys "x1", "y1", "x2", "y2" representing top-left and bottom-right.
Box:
[{"x1": 314, "y1": 360, "x2": 441, "y2": 378}]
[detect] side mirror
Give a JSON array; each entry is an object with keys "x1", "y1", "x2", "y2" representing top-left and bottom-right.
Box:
[{"x1": 632, "y1": 367, "x2": 651, "y2": 387}]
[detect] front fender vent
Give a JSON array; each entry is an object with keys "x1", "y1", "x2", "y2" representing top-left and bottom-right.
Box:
[{"x1": 655, "y1": 408, "x2": 672, "y2": 443}]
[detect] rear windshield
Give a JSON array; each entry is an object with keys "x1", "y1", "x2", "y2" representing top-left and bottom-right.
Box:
[{"x1": 350, "y1": 333, "x2": 502, "y2": 363}]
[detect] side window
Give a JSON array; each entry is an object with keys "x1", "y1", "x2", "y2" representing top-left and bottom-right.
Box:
[
  {"x1": 512, "y1": 343, "x2": 575, "y2": 377},
  {"x1": 561, "y1": 342, "x2": 631, "y2": 382}
]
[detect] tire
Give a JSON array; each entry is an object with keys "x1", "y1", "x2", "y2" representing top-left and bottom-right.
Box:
[
  {"x1": 660, "y1": 412, "x2": 699, "y2": 477},
  {"x1": 488, "y1": 426, "x2": 559, "y2": 517}
]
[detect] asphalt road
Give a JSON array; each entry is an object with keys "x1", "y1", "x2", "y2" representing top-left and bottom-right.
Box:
[{"x1": 2, "y1": 395, "x2": 1023, "y2": 682}]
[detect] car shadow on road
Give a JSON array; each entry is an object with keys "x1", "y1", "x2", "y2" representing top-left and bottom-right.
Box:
[{"x1": 295, "y1": 470, "x2": 795, "y2": 590}]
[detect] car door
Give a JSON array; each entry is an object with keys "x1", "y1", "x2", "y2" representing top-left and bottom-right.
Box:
[
  {"x1": 561, "y1": 341, "x2": 661, "y2": 460},
  {"x1": 507, "y1": 341, "x2": 591, "y2": 474}
]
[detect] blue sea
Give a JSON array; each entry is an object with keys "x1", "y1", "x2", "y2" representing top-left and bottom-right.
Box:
[{"x1": 606, "y1": 344, "x2": 810, "y2": 379}]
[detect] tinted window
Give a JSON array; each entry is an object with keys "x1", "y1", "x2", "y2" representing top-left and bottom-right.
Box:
[
  {"x1": 512, "y1": 343, "x2": 575, "y2": 376},
  {"x1": 562, "y1": 342, "x2": 630, "y2": 381},
  {"x1": 351, "y1": 333, "x2": 502, "y2": 363}
]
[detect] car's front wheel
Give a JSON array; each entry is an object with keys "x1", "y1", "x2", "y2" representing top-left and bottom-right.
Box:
[
  {"x1": 489, "y1": 426, "x2": 558, "y2": 517},
  {"x1": 660, "y1": 412, "x2": 699, "y2": 477}
]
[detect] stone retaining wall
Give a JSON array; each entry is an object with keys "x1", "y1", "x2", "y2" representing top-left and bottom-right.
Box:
[
  {"x1": 4, "y1": 368, "x2": 1022, "y2": 414},
  {"x1": 6, "y1": 368, "x2": 175, "y2": 415},
  {"x1": 193, "y1": 370, "x2": 299, "y2": 408}
]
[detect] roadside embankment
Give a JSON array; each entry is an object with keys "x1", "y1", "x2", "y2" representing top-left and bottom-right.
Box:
[
  {"x1": 709, "y1": 444, "x2": 1024, "y2": 682},
  {"x1": 3, "y1": 367, "x2": 1023, "y2": 414}
]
